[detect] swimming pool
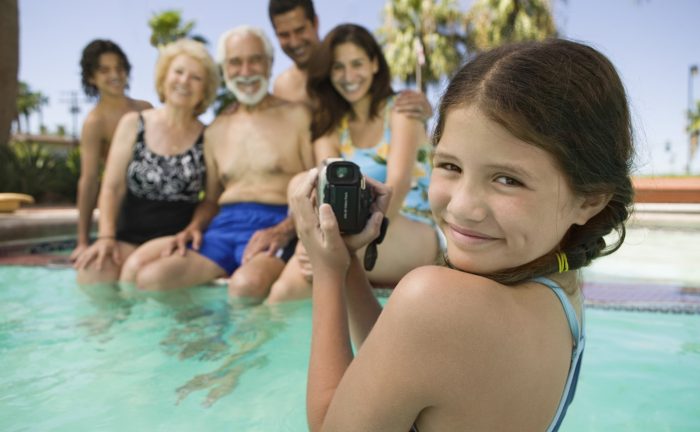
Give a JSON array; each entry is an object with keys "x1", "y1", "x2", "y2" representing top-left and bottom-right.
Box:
[
  {"x1": 1, "y1": 263, "x2": 699, "y2": 431},
  {"x1": 0, "y1": 267, "x2": 700, "y2": 432}
]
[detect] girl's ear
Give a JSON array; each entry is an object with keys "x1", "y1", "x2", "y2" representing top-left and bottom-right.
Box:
[{"x1": 573, "y1": 193, "x2": 612, "y2": 226}]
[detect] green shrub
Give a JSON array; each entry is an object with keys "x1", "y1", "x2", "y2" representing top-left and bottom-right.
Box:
[{"x1": 0, "y1": 141, "x2": 80, "y2": 203}]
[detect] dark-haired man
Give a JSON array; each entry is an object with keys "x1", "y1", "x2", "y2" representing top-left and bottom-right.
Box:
[
  {"x1": 70, "y1": 40, "x2": 151, "y2": 262},
  {"x1": 268, "y1": 0, "x2": 431, "y2": 119}
]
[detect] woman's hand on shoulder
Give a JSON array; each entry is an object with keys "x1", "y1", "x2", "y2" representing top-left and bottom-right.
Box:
[{"x1": 394, "y1": 90, "x2": 432, "y2": 122}]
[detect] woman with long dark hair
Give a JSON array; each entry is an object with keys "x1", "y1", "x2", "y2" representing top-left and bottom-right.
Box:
[{"x1": 268, "y1": 24, "x2": 439, "y2": 302}]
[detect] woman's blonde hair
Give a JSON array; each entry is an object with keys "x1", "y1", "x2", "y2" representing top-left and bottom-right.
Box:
[{"x1": 154, "y1": 38, "x2": 220, "y2": 116}]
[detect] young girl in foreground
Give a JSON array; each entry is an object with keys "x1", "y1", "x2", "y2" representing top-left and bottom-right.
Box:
[{"x1": 290, "y1": 39, "x2": 634, "y2": 431}]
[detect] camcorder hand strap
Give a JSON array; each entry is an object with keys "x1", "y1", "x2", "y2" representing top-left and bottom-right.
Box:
[{"x1": 363, "y1": 217, "x2": 389, "y2": 271}]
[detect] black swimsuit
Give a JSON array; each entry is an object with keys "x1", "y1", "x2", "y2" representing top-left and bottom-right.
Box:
[{"x1": 116, "y1": 114, "x2": 206, "y2": 245}]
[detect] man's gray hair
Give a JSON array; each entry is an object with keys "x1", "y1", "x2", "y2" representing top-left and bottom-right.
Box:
[{"x1": 216, "y1": 25, "x2": 275, "y2": 66}]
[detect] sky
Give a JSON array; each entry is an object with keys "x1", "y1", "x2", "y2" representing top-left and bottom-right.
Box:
[{"x1": 17, "y1": 0, "x2": 700, "y2": 175}]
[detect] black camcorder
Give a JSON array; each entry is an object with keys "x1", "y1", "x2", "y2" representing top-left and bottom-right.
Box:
[{"x1": 317, "y1": 159, "x2": 372, "y2": 234}]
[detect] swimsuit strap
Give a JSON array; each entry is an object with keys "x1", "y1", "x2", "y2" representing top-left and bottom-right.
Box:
[
  {"x1": 338, "y1": 115, "x2": 350, "y2": 146},
  {"x1": 193, "y1": 124, "x2": 205, "y2": 148},
  {"x1": 532, "y1": 276, "x2": 581, "y2": 343},
  {"x1": 531, "y1": 276, "x2": 585, "y2": 432},
  {"x1": 411, "y1": 277, "x2": 582, "y2": 432},
  {"x1": 137, "y1": 112, "x2": 145, "y2": 137},
  {"x1": 131, "y1": 113, "x2": 147, "y2": 159},
  {"x1": 383, "y1": 95, "x2": 394, "y2": 143}
]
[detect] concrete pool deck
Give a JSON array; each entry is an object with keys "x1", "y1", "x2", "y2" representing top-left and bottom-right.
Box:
[{"x1": 1, "y1": 203, "x2": 699, "y2": 313}]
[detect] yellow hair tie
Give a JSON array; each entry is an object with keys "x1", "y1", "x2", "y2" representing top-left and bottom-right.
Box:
[{"x1": 555, "y1": 252, "x2": 569, "y2": 273}]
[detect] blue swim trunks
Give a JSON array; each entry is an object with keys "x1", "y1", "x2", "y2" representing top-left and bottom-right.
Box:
[{"x1": 197, "y1": 202, "x2": 296, "y2": 275}]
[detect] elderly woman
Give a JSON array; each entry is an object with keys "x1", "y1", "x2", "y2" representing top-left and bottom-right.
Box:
[{"x1": 75, "y1": 39, "x2": 219, "y2": 285}]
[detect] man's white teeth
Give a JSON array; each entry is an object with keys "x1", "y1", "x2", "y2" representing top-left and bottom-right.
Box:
[{"x1": 237, "y1": 79, "x2": 260, "y2": 93}]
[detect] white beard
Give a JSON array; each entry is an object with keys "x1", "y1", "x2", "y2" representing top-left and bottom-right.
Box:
[{"x1": 225, "y1": 75, "x2": 269, "y2": 106}]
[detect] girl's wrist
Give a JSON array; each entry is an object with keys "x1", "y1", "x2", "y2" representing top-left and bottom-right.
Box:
[{"x1": 314, "y1": 262, "x2": 349, "y2": 281}]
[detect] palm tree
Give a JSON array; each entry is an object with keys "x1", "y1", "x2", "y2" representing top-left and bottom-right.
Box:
[
  {"x1": 36, "y1": 92, "x2": 49, "y2": 132},
  {"x1": 15, "y1": 81, "x2": 48, "y2": 134},
  {"x1": 378, "y1": 0, "x2": 558, "y2": 92},
  {"x1": 0, "y1": 0, "x2": 19, "y2": 146},
  {"x1": 377, "y1": 0, "x2": 466, "y2": 92},
  {"x1": 14, "y1": 81, "x2": 30, "y2": 133},
  {"x1": 148, "y1": 9, "x2": 207, "y2": 49},
  {"x1": 687, "y1": 101, "x2": 700, "y2": 173},
  {"x1": 464, "y1": 0, "x2": 557, "y2": 53}
]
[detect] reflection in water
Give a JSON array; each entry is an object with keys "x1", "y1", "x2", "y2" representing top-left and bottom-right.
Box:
[
  {"x1": 168, "y1": 301, "x2": 289, "y2": 407},
  {"x1": 77, "y1": 282, "x2": 132, "y2": 339},
  {"x1": 76, "y1": 284, "x2": 296, "y2": 407},
  {"x1": 161, "y1": 303, "x2": 231, "y2": 361}
]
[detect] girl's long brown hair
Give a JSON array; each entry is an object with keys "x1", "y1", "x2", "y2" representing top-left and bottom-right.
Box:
[{"x1": 434, "y1": 39, "x2": 635, "y2": 285}]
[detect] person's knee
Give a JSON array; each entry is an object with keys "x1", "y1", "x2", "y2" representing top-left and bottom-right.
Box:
[
  {"x1": 266, "y1": 279, "x2": 290, "y2": 303},
  {"x1": 77, "y1": 268, "x2": 118, "y2": 286},
  {"x1": 228, "y1": 270, "x2": 272, "y2": 300},
  {"x1": 77, "y1": 260, "x2": 120, "y2": 286},
  {"x1": 267, "y1": 277, "x2": 310, "y2": 304},
  {"x1": 120, "y1": 253, "x2": 146, "y2": 283},
  {"x1": 134, "y1": 264, "x2": 171, "y2": 291}
]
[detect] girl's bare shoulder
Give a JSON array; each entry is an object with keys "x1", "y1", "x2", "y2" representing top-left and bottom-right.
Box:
[
  {"x1": 392, "y1": 265, "x2": 502, "y2": 302},
  {"x1": 383, "y1": 266, "x2": 507, "y2": 331}
]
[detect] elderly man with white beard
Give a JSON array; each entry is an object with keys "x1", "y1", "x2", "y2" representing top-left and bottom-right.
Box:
[{"x1": 120, "y1": 26, "x2": 314, "y2": 300}]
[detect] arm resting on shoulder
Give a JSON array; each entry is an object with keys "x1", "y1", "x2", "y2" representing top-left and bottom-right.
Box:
[
  {"x1": 384, "y1": 111, "x2": 426, "y2": 220},
  {"x1": 394, "y1": 90, "x2": 432, "y2": 122}
]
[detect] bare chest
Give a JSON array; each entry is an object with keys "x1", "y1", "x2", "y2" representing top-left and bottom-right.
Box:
[{"x1": 215, "y1": 115, "x2": 305, "y2": 182}]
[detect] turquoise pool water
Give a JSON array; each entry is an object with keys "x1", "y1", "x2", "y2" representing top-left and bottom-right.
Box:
[{"x1": 1, "y1": 266, "x2": 699, "y2": 432}]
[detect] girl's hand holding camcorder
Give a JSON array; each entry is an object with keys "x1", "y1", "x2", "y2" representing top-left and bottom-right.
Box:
[{"x1": 290, "y1": 168, "x2": 391, "y2": 276}]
